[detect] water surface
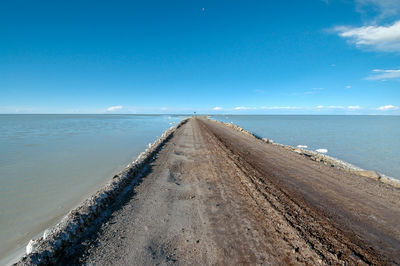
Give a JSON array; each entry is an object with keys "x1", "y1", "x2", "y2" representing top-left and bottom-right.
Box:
[
  {"x1": 1, "y1": 114, "x2": 399, "y2": 264},
  {"x1": 0, "y1": 114, "x2": 184, "y2": 264}
]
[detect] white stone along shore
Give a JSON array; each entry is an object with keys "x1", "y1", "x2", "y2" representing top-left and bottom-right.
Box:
[{"x1": 16, "y1": 119, "x2": 189, "y2": 265}]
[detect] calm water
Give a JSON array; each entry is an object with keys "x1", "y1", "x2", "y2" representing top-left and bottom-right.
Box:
[
  {"x1": 0, "y1": 114, "x2": 185, "y2": 264},
  {"x1": 211, "y1": 115, "x2": 400, "y2": 180},
  {"x1": 1, "y1": 115, "x2": 399, "y2": 263}
]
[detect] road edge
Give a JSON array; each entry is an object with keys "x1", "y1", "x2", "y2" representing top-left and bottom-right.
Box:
[
  {"x1": 206, "y1": 118, "x2": 400, "y2": 189},
  {"x1": 16, "y1": 118, "x2": 190, "y2": 265}
]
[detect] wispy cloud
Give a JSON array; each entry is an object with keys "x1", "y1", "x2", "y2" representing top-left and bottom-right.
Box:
[
  {"x1": 355, "y1": 0, "x2": 400, "y2": 21},
  {"x1": 346, "y1": 85, "x2": 352, "y2": 88},
  {"x1": 234, "y1": 106, "x2": 252, "y2": 110},
  {"x1": 213, "y1": 106, "x2": 223, "y2": 110},
  {"x1": 316, "y1": 105, "x2": 363, "y2": 110},
  {"x1": 234, "y1": 106, "x2": 300, "y2": 111},
  {"x1": 317, "y1": 105, "x2": 345, "y2": 109},
  {"x1": 260, "y1": 106, "x2": 300, "y2": 110},
  {"x1": 334, "y1": 20, "x2": 400, "y2": 52},
  {"x1": 106, "y1": 105, "x2": 123, "y2": 111},
  {"x1": 366, "y1": 69, "x2": 400, "y2": 80},
  {"x1": 377, "y1": 104, "x2": 399, "y2": 110}
]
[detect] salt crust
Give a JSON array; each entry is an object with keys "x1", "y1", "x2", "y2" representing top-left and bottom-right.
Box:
[{"x1": 17, "y1": 119, "x2": 189, "y2": 265}]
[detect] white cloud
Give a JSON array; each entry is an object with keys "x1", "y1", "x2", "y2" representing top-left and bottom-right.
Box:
[
  {"x1": 260, "y1": 106, "x2": 300, "y2": 110},
  {"x1": 317, "y1": 105, "x2": 365, "y2": 111},
  {"x1": 346, "y1": 85, "x2": 352, "y2": 88},
  {"x1": 334, "y1": 20, "x2": 400, "y2": 52},
  {"x1": 316, "y1": 105, "x2": 345, "y2": 109},
  {"x1": 234, "y1": 106, "x2": 300, "y2": 111},
  {"x1": 377, "y1": 105, "x2": 399, "y2": 110},
  {"x1": 213, "y1": 106, "x2": 223, "y2": 110},
  {"x1": 366, "y1": 69, "x2": 400, "y2": 80},
  {"x1": 234, "y1": 106, "x2": 251, "y2": 110},
  {"x1": 106, "y1": 105, "x2": 123, "y2": 111}
]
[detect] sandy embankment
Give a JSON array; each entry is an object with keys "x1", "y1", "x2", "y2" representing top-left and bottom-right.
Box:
[
  {"x1": 17, "y1": 117, "x2": 400, "y2": 265},
  {"x1": 16, "y1": 119, "x2": 188, "y2": 265}
]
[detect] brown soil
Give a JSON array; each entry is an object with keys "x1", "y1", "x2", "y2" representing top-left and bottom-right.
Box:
[{"x1": 65, "y1": 118, "x2": 400, "y2": 265}]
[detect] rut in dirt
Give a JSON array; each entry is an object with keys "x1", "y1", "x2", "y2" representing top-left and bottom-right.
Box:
[{"x1": 53, "y1": 118, "x2": 400, "y2": 265}]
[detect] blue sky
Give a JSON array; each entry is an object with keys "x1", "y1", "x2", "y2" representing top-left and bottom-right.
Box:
[{"x1": 1, "y1": 0, "x2": 399, "y2": 114}]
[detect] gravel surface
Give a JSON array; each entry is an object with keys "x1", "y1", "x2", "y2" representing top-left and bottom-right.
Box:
[{"x1": 60, "y1": 118, "x2": 400, "y2": 265}]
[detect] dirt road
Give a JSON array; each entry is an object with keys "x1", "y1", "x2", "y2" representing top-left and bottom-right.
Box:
[{"x1": 63, "y1": 118, "x2": 400, "y2": 265}]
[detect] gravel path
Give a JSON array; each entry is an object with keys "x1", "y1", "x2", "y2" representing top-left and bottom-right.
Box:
[{"x1": 63, "y1": 118, "x2": 400, "y2": 265}]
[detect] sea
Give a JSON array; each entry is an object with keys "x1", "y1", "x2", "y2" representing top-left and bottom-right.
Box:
[
  {"x1": 0, "y1": 114, "x2": 185, "y2": 264},
  {"x1": 1, "y1": 114, "x2": 399, "y2": 264}
]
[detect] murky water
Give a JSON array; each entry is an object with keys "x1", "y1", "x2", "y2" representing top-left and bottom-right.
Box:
[{"x1": 0, "y1": 114, "x2": 185, "y2": 264}]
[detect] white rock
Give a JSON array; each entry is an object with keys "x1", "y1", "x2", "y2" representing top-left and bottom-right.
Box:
[
  {"x1": 316, "y1": 148, "x2": 328, "y2": 153},
  {"x1": 43, "y1": 228, "x2": 51, "y2": 240},
  {"x1": 297, "y1": 145, "x2": 307, "y2": 148},
  {"x1": 26, "y1": 239, "x2": 39, "y2": 254}
]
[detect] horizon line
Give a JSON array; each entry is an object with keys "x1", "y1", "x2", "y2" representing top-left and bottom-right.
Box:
[{"x1": 0, "y1": 113, "x2": 399, "y2": 116}]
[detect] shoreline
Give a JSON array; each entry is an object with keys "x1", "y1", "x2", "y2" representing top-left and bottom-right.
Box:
[
  {"x1": 11, "y1": 116, "x2": 399, "y2": 264},
  {"x1": 14, "y1": 118, "x2": 189, "y2": 265},
  {"x1": 12, "y1": 117, "x2": 400, "y2": 264},
  {"x1": 208, "y1": 117, "x2": 400, "y2": 189},
  {"x1": 64, "y1": 117, "x2": 400, "y2": 264}
]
